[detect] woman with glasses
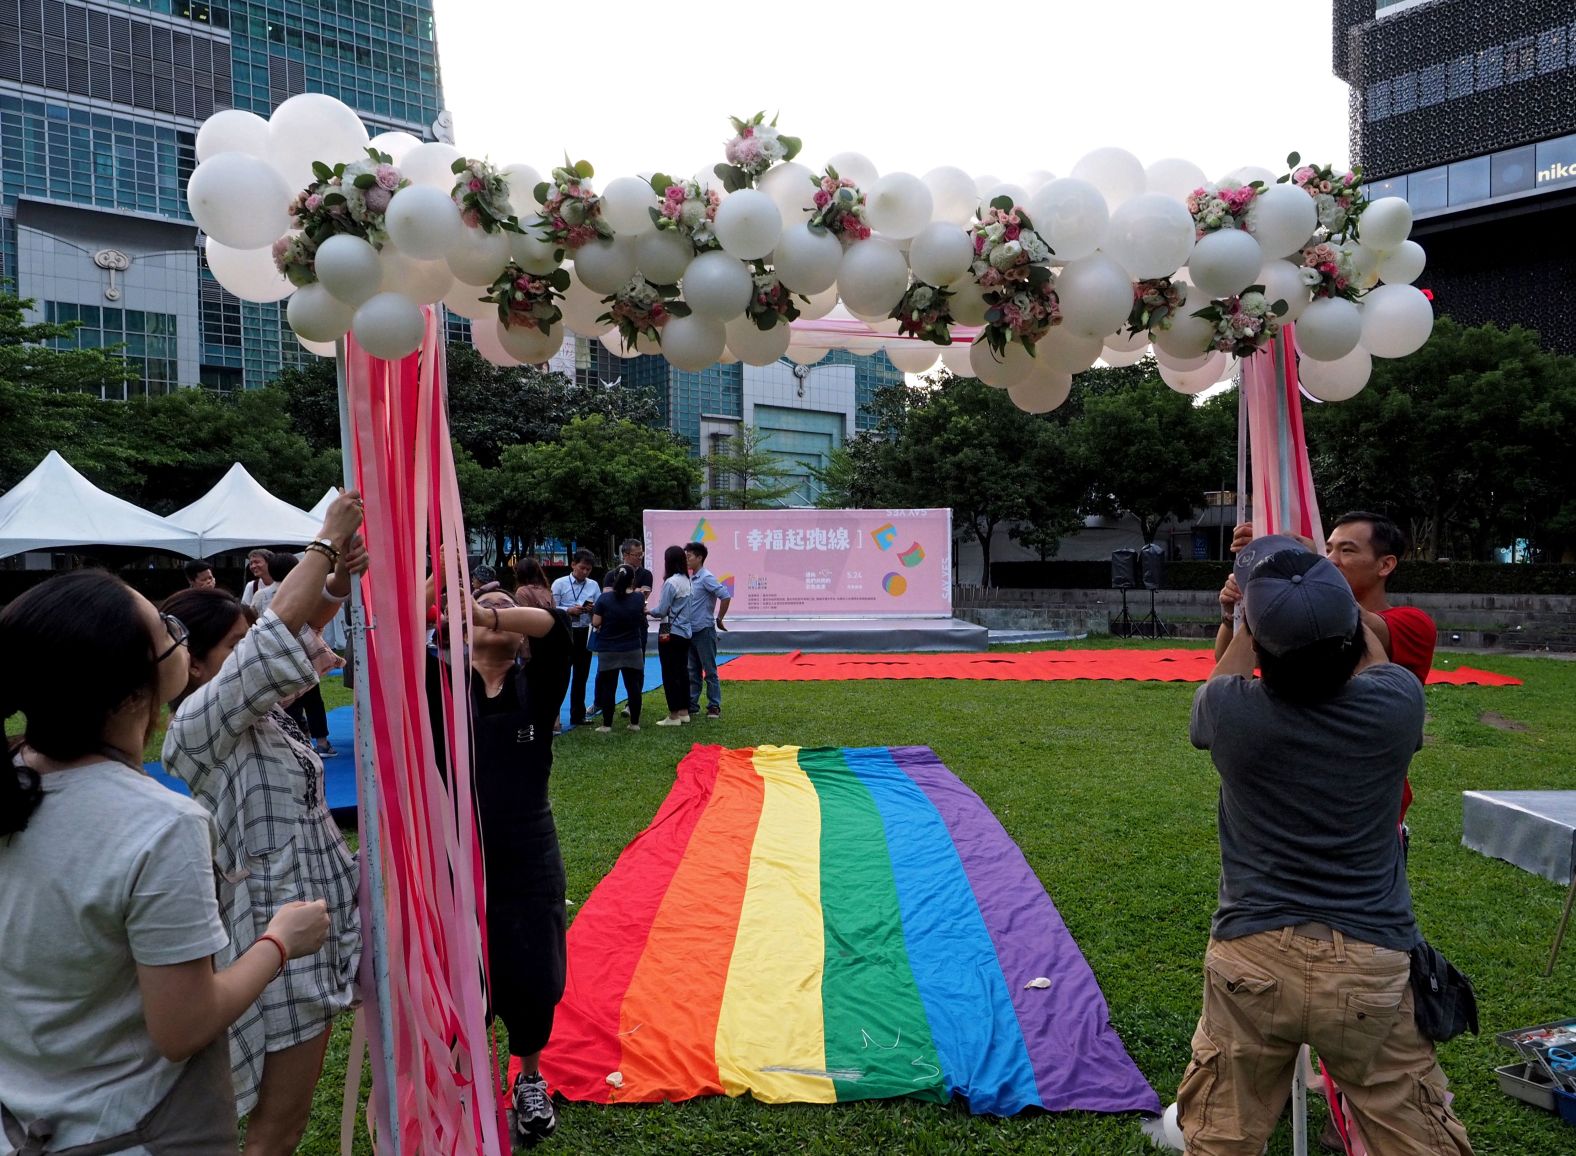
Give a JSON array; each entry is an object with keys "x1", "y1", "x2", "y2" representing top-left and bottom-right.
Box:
[
  {"x1": 0, "y1": 571, "x2": 330, "y2": 1153},
  {"x1": 161, "y1": 492, "x2": 368, "y2": 1156}
]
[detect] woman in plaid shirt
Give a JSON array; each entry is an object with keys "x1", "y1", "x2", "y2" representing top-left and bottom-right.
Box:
[{"x1": 162, "y1": 493, "x2": 367, "y2": 1156}]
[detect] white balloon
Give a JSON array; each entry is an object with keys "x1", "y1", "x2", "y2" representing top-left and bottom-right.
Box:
[
  {"x1": 560, "y1": 276, "x2": 612, "y2": 336},
  {"x1": 1008, "y1": 368, "x2": 1073, "y2": 413},
  {"x1": 266, "y1": 93, "x2": 368, "y2": 191},
  {"x1": 315, "y1": 233, "x2": 385, "y2": 307},
  {"x1": 1155, "y1": 346, "x2": 1212, "y2": 371},
  {"x1": 351, "y1": 291, "x2": 425, "y2": 360},
  {"x1": 1246, "y1": 183, "x2": 1318, "y2": 259},
  {"x1": 504, "y1": 164, "x2": 544, "y2": 218},
  {"x1": 786, "y1": 344, "x2": 830, "y2": 365},
  {"x1": 1151, "y1": 282, "x2": 1215, "y2": 357},
  {"x1": 600, "y1": 176, "x2": 657, "y2": 236},
  {"x1": 1105, "y1": 327, "x2": 1150, "y2": 353},
  {"x1": 849, "y1": 311, "x2": 902, "y2": 335},
  {"x1": 1023, "y1": 170, "x2": 1057, "y2": 194},
  {"x1": 497, "y1": 317, "x2": 563, "y2": 363},
  {"x1": 1036, "y1": 326, "x2": 1104, "y2": 374},
  {"x1": 1163, "y1": 1103, "x2": 1186, "y2": 1148},
  {"x1": 401, "y1": 142, "x2": 464, "y2": 189},
  {"x1": 379, "y1": 244, "x2": 453, "y2": 304},
  {"x1": 205, "y1": 238, "x2": 293, "y2": 303},
  {"x1": 635, "y1": 229, "x2": 695, "y2": 285},
  {"x1": 865, "y1": 172, "x2": 933, "y2": 240},
  {"x1": 368, "y1": 131, "x2": 423, "y2": 164},
  {"x1": 1101, "y1": 344, "x2": 1151, "y2": 367},
  {"x1": 287, "y1": 282, "x2": 355, "y2": 343},
  {"x1": 1359, "y1": 283, "x2": 1434, "y2": 358},
  {"x1": 759, "y1": 161, "x2": 816, "y2": 223},
  {"x1": 772, "y1": 222, "x2": 844, "y2": 294},
  {"x1": 1144, "y1": 157, "x2": 1208, "y2": 201},
  {"x1": 571, "y1": 237, "x2": 638, "y2": 294},
  {"x1": 442, "y1": 281, "x2": 496, "y2": 321},
  {"x1": 600, "y1": 329, "x2": 640, "y2": 358},
  {"x1": 1027, "y1": 179, "x2": 1109, "y2": 263},
  {"x1": 1378, "y1": 240, "x2": 1426, "y2": 285},
  {"x1": 510, "y1": 224, "x2": 562, "y2": 276},
  {"x1": 1300, "y1": 345, "x2": 1372, "y2": 400},
  {"x1": 1070, "y1": 147, "x2": 1146, "y2": 209},
  {"x1": 713, "y1": 189, "x2": 782, "y2": 260},
  {"x1": 837, "y1": 239, "x2": 910, "y2": 317},
  {"x1": 297, "y1": 335, "x2": 337, "y2": 358},
  {"x1": 385, "y1": 185, "x2": 462, "y2": 260},
  {"x1": 907, "y1": 222, "x2": 973, "y2": 286},
  {"x1": 1360, "y1": 197, "x2": 1414, "y2": 250},
  {"x1": 187, "y1": 153, "x2": 292, "y2": 250},
  {"x1": 1188, "y1": 229, "x2": 1264, "y2": 298},
  {"x1": 922, "y1": 166, "x2": 979, "y2": 226},
  {"x1": 660, "y1": 313, "x2": 726, "y2": 371},
  {"x1": 1295, "y1": 296, "x2": 1363, "y2": 361},
  {"x1": 947, "y1": 278, "x2": 990, "y2": 326},
  {"x1": 1102, "y1": 193, "x2": 1195, "y2": 279},
  {"x1": 825, "y1": 151, "x2": 878, "y2": 187},
  {"x1": 196, "y1": 109, "x2": 270, "y2": 162},
  {"x1": 1259, "y1": 259, "x2": 1312, "y2": 323},
  {"x1": 471, "y1": 319, "x2": 522, "y2": 367},
  {"x1": 445, "y1": 226, "x2": 512, "y2": 287},
  {"x1": 1160, "y1": 352, "x2": 1229, "y2": 394},
  {"x1": 972, "y1": 173, "x2": 1001, "y2": 197},
  {"x1": 969, "y1": 339, "x2": 1033, "y2": 387},
  {"x1": 1222, "y1": 165, "x2": 1277, "y2": 186},
  {"x1": 1056, "y1": 254, "x2": 1134, "y2": 338},
  {"x1": 724, "y1": 315, "x2": 792, "y2": 365},
  {"x1": 682, "y1": 251, "x2": 753, "y2": 320},
  {"x1": 797, "y1": 285, "x2": 840, "y2": 321},
  {"x1": 980, "y1": 182, "x2": 1030, "y2": 212},
  {"x1": 884, "y1": 342, "x2": 940, "y2": 374}
]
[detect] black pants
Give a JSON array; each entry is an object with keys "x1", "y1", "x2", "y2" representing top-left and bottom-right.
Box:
[
  {"x1": 657, "y1": 633, "x2": 691, "y2": 713},
  {"x1": 595, "y1": 665, "x2": 644, "y2": 726},
  {"x1": 566, "y1": 628, "x2": 593, "y2": 725},
  {"x1": 286, "y1": 683, "x2": 329, "y2": 741},
  {"x1": 483, "y1": 823, "x2": 567, "y2": 1059}
]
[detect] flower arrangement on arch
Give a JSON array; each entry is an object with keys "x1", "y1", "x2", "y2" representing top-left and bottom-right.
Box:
[
  {"x1": 714, "y1": 111, "x2": 801, "y2": 192},
  {"x1": 807, "y1": 167, "x2": 872, "y2": 244},
  {"x1": 599, "y1": 275, "x2": 689, "y2": 351},
  {"x1": 890, "y1": 281, "x2": 957, "y2": 345},
  {"x1": 1297, "y1": 240, "x2": 1360, "y2": 302},
  {"x1": 1186, "y1": 182, "x2": 1260, "y2": 236},
  {"x1": 969, "y1": 197, "x2": 1059, "y2": 356},
  {"x1": 1281, "y1": 152, "x2": 1365, "y2": 237},
  {"x1": 451, "y1": 158, "x2": 521, "y2": 234},
  {"x1": 483, "y1": 262, "x2": 569, "y2": 334},
  {"x1": 1192, "y1": 287, "x2": 1288, "y2": 358},
  {"x1": 532, "y1": 157, "x2": 613, "y2": 252},
  {"x1": 744, "y1": 265, "x2": 802, "y2": 331},
  {"x1": 1128, "y1": 277, "x2": 1187, "y2": 334},
  {"x1": 648, "y1": 174, "x2": 722, "y2": 252},
  {"x1": 274, "y1": 148, "x2": 407, "y2": 286}
]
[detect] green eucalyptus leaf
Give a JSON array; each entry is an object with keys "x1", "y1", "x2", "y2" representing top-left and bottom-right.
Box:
[{"x1": 574, "y1": 159, "x2": 594, "y2": 179}]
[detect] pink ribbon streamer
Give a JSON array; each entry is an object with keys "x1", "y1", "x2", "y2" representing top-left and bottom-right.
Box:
[
  {"x1": 1240, "y1": 323, "x2": 1324, "y2": 544},
  {"x1": 346, "y1": 312, "x2": 504, "y2": 1155}
]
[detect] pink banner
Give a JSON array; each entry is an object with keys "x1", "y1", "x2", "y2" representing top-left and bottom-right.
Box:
[{"x1": 643, "y1": 508, "x2": 954, "y2": 618}]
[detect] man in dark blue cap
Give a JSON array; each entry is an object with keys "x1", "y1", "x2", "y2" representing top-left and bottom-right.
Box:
[{"x1": 1174, "y1": 537, "x2": 1472, "y2": 1155}]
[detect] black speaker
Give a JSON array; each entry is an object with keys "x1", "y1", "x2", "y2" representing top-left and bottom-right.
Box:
[
  {"x1": 1110, "y1": 549, "x2": 1138, "y2": 590},
  {"x1": 1139, "y1": 543, "x2": 1165, "y2": 591}
]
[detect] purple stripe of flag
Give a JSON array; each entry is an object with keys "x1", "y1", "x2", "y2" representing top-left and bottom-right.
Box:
[{"x1": 888, "y1": 745, "x2": 1161, "y2": 1114}]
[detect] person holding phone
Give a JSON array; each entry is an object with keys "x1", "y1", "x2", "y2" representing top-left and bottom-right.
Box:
[{"x1": 550, "y1": 549, "x2": 599, "y2": 728}]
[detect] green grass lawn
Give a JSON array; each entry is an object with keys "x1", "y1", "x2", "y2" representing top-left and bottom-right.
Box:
[{"x1": 14, "y1": 649, "x2": 1574, "y2": 1153}]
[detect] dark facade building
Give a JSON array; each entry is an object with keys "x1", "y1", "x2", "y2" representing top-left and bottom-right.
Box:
[{"x1": 1334, "y1": 0, "x2": 1576, "y2": 351}]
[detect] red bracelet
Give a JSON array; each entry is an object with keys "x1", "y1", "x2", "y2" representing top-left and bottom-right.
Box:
[{"x1": 256, "y1": 933, "x2": 289, "y2": 977}]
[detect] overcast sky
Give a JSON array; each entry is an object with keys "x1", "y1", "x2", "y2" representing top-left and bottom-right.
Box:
[{"x1": 431, "y1": 0, "x2": 1353, "y2": 186}]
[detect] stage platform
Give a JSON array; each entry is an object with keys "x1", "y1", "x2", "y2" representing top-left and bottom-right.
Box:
[
  {"x1": 717, "y1": 616, "x2": 988, "y2": 654},
  {"x1": 1462, "y1": 790, "x2": 1576, "y2": 885}
]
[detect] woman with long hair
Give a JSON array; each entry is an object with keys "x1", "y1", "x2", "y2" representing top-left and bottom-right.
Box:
[
  {"x1": 589, "y1": 565, "x2": 647, "y2": 732},
  {"x1": 647, "y1": 545, "x2": 693, "y2": 726},
  {"x1": 160, "y1": 492, "x2": 367, "y2": 1156},
  {"x1": 0, "y1": 571, "x2": 328, "y2": 1152},
  {"x1": 512, "y1": 557, "x2": 554, "y2": 613}
]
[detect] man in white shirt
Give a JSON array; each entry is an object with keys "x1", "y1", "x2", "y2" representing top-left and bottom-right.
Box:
[{"x1": 550, "y1": 549, "x2": 600, "y2": 727}]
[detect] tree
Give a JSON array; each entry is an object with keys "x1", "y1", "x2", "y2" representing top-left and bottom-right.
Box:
[
  {"x1": 809, "y1": 434, "x2": 894, "y2": 509},
  {"x1": 705, "y1": 425, "x2": 801, "y2": 509},
  {"x1": 0, "y1": 287, "x2": 140, "y2": 396}
]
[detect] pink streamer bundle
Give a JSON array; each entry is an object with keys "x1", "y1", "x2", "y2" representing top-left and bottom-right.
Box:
[
  {"x1": 1240, "y1": 324, "x2": 1324, "y2": 544},
  {"x1": 346, "y1": 312, "x2": 504, "y2": 1155}
]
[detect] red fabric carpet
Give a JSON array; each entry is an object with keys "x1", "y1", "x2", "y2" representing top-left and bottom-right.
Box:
[{"x1": 720, "y1": 649, "x2": 1522, "y2": 687}]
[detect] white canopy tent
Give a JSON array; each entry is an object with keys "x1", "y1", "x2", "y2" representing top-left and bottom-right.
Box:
[
  {"x1": 309, "y1": 486, "x2": 338, "y2": 521},
  {"x1": 169, "y1": 462, "x2": 322, "y2": 555},
  {"x1": 0, "y1": 451, "x2": 203, "y2": 560}
]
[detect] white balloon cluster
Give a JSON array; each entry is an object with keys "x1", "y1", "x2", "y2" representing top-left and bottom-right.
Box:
[{"x1": 189, "y1": 98, "x2": 1432, "y2": 411}]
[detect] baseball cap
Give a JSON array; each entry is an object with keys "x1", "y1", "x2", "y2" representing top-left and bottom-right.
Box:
[{"x1": 1234, "y1": 535, "x2": 1360, "y2": 656}]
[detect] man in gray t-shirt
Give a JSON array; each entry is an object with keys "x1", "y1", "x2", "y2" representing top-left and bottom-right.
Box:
[{"x1": 1174, "y1": 537, "x2": 1472, "y2": 1156}]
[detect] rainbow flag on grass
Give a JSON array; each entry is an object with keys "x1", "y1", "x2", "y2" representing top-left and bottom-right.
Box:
[{"x1": 542, "y1": 745, "x2": 1158, "y2": 1116}]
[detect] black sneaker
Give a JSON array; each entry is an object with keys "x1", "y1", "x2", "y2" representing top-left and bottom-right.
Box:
[
  {"x1": 706, "y1": 706, "x2": 721, "y2": 720},
  {"x1": 511, "y1": 1071, "x2": 558, "y2": 1149}
]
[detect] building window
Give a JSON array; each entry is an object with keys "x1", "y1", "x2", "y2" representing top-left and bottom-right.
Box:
[
  {"x1": 44, "y1": 300, "x2": 180, "y2": 398},
  {"x1": 1447, "y1": 157, "x2": 1491, "y2": 205}
]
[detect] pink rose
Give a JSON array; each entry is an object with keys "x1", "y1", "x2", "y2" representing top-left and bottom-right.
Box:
[
  {"x1": 469, "y1": 178, "x2": 483, "y2": 192},
  {"x1": 1318, "y1": 180, "x2": 1333, "y2": 193},
  {"x1": 1294, "y1": 166, "x2": 1316, "y2": 185},
  {"x1": 813, "y1": 189, "x2": 831, "y2": 208},
  {"x1": 376, "y1": 164, "x2": 400, "y2": 191},
  {"x1": 1004, "y1": 224, "x2": 1020, "y2": 241},
  {"x1": 363, "y1": 187, "x2": 391, "y2": 214},
  {"x1": 305, "y1": 193, "x2": 323, "y2": 211},
  {"x1": 665, "y1": 185, "x2": 687, "y2": 203}
]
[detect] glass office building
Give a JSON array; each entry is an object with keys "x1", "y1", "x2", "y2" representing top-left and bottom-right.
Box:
[{"x1": 0, "y1": 0, "x2": 445, "y2": 395}]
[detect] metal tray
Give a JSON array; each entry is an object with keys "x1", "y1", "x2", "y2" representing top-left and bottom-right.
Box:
[
  {"x1": 1494, "y1": 1017, "x2": 1576, "y2": 1052},
  {"x1": 1496, "y1": 1062, "x2": 1556, "y2": 1112}
]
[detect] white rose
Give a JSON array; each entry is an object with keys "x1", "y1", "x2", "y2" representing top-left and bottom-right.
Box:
[{"x1": 1239, "y1": 291, "x2": 1267, "y2": 313}]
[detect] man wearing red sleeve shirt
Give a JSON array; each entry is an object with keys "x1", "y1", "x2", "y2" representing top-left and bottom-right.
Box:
[{"x1": 1324, "y1": 511, "x2": 1435, "y2": 683}]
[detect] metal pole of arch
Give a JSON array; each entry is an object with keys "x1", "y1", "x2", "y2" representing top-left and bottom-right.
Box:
[{"x1": 335, "y1": 340, "x2": 400, "y2": 1153}]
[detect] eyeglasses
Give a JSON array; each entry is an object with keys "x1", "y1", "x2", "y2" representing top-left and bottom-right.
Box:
[{"x1": 156, "y1": 613, "x2": 189, "y2": 663}]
